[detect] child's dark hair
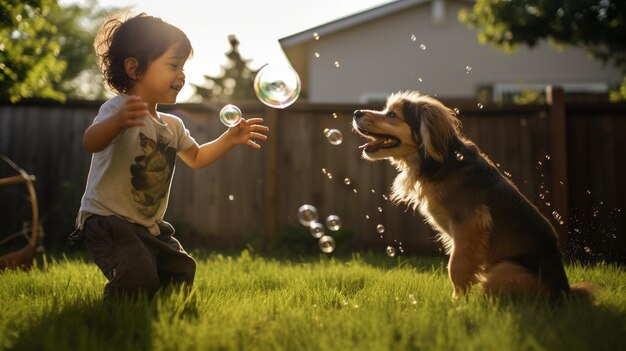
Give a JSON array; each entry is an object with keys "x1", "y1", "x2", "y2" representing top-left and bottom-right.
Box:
[{"x1": 94, "y1": 12, "x2": 193, "y2": 94}]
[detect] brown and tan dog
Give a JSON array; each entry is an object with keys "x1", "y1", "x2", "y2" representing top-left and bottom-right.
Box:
[{"x1": 353, "y1": 91, "x2": 594, "y2": 301}]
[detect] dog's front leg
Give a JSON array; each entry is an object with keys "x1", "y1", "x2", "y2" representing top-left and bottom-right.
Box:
[
  {"x1": 448, "y1": 247, "x2": 479, "y2": 299},
  {"x1": 447, "y1": 221, "x2": 489, "y2": 300}
]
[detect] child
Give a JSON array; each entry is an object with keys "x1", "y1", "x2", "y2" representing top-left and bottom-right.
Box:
[{"x1": 73, "y1": 12, "x2": 269, "y2": 298}]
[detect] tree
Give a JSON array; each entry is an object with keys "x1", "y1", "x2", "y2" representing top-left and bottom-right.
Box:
[
  {"x1": 460, "y1": 0, "x2": 626, "y2": 101},
  {"x1": 193, "y1": 35, "x2": 258, "y2": 102},
  {"x1": 0, "y1": 0, "x2": 115, "y2": 102},
  {"x1": 0, "y1": 0, "x2": 66, "y2": 102},
  {"x1": 48, "y1": 0, "x2": 114, "y2": 100}
]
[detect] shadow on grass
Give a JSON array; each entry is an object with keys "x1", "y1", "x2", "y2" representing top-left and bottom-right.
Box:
[
  {"x1": 488, "y1": 297, "x2": 626, "y2": 350},
  {"x1": 7, "y1": 296, "x2": 154, "y2": 351}
]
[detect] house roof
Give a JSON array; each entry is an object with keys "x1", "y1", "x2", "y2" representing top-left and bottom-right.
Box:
[{"x1": 279, "y1": 0, "x2": 474, "y2": 48}]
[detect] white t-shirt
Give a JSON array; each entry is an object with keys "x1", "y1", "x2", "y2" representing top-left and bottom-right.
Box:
[{"x1": 76, "y1": 95, "x2": 196, "y2": 235}]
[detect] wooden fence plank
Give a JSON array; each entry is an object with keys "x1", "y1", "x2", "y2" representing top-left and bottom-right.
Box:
[{"x1": 546, "y1": 86, "x2": 569, "y2": 246}]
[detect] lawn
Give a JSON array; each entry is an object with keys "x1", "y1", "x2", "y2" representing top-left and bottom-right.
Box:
[{"x1": 1, "y1": 250, "x2": 625, "y2": 351}]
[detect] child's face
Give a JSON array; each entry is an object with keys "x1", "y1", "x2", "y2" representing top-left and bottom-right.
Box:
[{"x1": 132, "y1": 45, "x2": 187, "y2": 105}]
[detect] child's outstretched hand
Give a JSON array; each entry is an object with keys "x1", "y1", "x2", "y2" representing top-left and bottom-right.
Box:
[
  {"x1": 116, "y1": 95, "x2": 148, "y2": 129},
  {"x1": 228, "y1": 117, "x2": 269, "y2": 149}
]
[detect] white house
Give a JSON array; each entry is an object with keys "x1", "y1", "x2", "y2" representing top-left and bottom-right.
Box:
[{"x1": 279, "y1": 0, "x2": 622, "y2": 103}]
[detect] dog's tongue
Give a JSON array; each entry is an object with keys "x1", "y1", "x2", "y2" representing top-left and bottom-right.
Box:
[{"x1": 359, "y1": 138, "x2": 385, "y2": 149}]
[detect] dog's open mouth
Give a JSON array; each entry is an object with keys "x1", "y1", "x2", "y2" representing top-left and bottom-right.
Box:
[{"x1": 356, "y1": 127, "x2": 400, "y2": 153}]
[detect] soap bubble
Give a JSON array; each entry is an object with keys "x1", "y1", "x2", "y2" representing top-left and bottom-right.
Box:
[
  {"x1": 309, "y1": 221, "x2": 325, "y2": 238},
  {"x1": 376, "y1": 224, "x2": 385, "y2": 234},
  {"x1": 324, "y1": 128, "x2": 343, "y2": 145},
  {"x1": 219, "y1": 104, "x2": 242, "y2": 127},
  {"x1": 386, "y1": 246, "x2": 396, "y2": 257},
  {"x1": 298, "y1": 204, "x2": 318, "y2": 227},
  {"x1": 318, "y1": 235, "x2": 336, "y2": 253},
  {"x1": 253, "y1": 64, "x2": 301, "y2": 109},
  {"x1": 325, "y1": 215, "x2": 341, "y2": 231}
]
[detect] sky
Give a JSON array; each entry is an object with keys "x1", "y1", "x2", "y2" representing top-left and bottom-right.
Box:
[{"x1": 62, "y1": 0, "x2": 395, "y2": 101}]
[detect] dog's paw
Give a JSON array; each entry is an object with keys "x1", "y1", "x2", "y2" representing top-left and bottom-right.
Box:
[{"x1": 452, "y1": 285, "x2": 471, "y2": 301}]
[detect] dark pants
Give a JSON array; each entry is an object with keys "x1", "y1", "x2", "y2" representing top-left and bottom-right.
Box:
[{"x1": 83, "y1": 215, "x2": 196, "y2": 298}]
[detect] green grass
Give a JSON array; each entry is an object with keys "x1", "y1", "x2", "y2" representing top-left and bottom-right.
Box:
[{"x1": 1, "y1": 250, "x2": 625, "y2": 351}]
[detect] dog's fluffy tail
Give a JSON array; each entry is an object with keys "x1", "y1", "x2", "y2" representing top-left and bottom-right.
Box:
[{"x1": 569, "y1": 282, "x2": 598, "y2": 302}]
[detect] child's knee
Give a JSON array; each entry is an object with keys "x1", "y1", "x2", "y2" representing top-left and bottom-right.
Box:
[
  {"x1": 177, "y1": 256, "x2": 196, "y2": 285},
  {"x1": 109, "y1": 264, "x2": 161, "y2": 297}
]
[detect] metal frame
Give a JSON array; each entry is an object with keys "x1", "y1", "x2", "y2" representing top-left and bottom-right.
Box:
[{"x1": 0, "y1": 155, "x2": 41, "y2": 270}]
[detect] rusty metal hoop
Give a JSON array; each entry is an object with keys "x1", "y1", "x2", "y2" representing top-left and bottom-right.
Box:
[{"x1": 0, "y1": 155, "x2": 41, "y2": 270}]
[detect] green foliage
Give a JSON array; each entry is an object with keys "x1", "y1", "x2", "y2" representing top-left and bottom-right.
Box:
[
  {"x1": 0, "y1": 0, "x2": 116, "y2": 102},
  {"x1": 609, "y1": 76, "x2": 626, "y2": 102},
  {"x1": 460, "y1": 0, "x2": 626, "y2": 101},
  {"x1": 1, "y1": 252, "x2": 625, "y2": 350},
  {"x1": 0, "y1": 0, "x2": 66, "y2": 102},
  {"x1": 512, "y1": 88, "x2": 546, "y2": 105}
]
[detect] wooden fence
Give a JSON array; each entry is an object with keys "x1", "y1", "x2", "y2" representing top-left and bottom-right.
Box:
[{"x1": 1, "y1": 90, "x2": 625, "y2": 261}]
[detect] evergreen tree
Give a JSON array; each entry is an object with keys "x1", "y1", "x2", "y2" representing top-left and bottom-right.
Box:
[{"x1": 193, "y1": 35, "x2": 258, "y2": 102}]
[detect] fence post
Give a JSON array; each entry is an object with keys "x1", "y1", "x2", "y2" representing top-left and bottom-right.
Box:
[
  {"x1": 263, "y1": 107, "x2": 279, "y2": 237},
  {"x1": 545, "y1": 86, "x2": 569, "y2": 247}
]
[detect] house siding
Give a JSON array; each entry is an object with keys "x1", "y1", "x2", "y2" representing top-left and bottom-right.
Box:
[{"x1": 284, "y1": 0, "x2": 622, "y2": 103}]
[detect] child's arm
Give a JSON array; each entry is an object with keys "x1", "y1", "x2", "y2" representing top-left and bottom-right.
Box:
[
  {"x1": 83, "y1": 96, "x2": 149, "y2": 153},
  {"x1": 178, "y1": 117, "x2": 269, "y2": 169}
]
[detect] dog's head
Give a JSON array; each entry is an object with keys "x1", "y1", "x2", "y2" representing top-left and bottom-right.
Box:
[{"x1": 352, "y1": 91, "x2": 461, "y2": 167}]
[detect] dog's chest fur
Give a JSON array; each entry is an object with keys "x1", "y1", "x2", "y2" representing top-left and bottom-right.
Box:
[
  {"x1": 415, "y1": 175, "x2": 493, "y2": 255},
  {"x1": 414, "y1": 180, "x2": 456, "y2": 246},
  {"x1": 421, "y1": 196, "x2": 450, "y2": 234},
  {"x1": 416, "y1": 192, "x2": 458, "y2": 254},
  {"x1": 393, "y1": 168, "x2": 458, "y2": 237}
]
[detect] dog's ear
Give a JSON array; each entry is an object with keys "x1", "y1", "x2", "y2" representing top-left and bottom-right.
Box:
[{"x1": 403, "y1": 100, "x2": 460, "y2": 162}]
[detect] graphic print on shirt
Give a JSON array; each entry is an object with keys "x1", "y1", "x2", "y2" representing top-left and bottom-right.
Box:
[{"x1": 130, "y1": 133, "x2": 177, "y2": 217}]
